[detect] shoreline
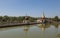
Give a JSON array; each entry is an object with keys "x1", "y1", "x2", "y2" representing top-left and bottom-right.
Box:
[
  {"x1": 0, "y1": 22, "x2": 40, "y2": 28},
  {"x1": 0, "y1": 21, "x2": 59, "y2": 28}
]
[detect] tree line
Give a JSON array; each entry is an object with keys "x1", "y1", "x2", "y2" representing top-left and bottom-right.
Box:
[
  {"x1": 51, "y1": 16, "x2": 60, "y2": 22},
  {"x1": 0, "y1": 15, "x2": 60, "y2": 24},
  {"x1": 0, "y1": 15, "x2": 37, "y2": 24}
]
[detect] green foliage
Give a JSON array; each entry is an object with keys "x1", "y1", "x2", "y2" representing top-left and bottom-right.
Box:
[
  {"x1": 53, "y1": 16, "x2": 59, "y2": 21},
  {"x1": 0, "y1": 15, "x2": 60, "y2": 24},
  {"x1": 29, "y1": 17, "x2": 37, "y2": 22},
  {"x1": 0, "y1": 16, "x2": 3, "y2": 21},
  {"x1": 0, "y1": 15, "x2": 37, "y2": 23}
]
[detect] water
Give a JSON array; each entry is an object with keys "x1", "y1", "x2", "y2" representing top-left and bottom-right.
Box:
[{"x1": 0, "y1": 24, "x2": 60, "y2": 38}]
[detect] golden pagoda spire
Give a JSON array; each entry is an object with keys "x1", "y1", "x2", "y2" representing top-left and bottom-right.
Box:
[{"x1": 41, "y1": 11, "x2": 45, "y2": 18}]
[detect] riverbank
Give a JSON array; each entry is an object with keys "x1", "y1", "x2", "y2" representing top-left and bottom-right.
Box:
[
  {"x1": 0, "y1": 22, "x2": 40, "y2": 28},
  {"x1": 0, "y1": 21, "x2": 60, "y2": 28}
]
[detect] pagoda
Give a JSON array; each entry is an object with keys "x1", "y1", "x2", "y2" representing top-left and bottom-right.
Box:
[{"x1": 37, "y1": 12, "x2": 46, "y2": 23}]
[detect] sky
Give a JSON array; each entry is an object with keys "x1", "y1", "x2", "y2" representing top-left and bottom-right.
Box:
[{"x1": 0, "y1": 0, "x2": 60, "y2": 18}]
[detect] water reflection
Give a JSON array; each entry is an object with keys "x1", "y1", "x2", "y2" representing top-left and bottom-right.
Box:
[
  {"x1": 22, "y1": 25, "x2": 29, "y2": 38},
  {"x1": 37, "y1": 23, "x2": 50, "y2": 31},
  {"x1": 0, "y1": 23, "x2": 59, "y2": 32},
  {"x1": 23, "y1": 25, "x2": 30, "y2": 32},
  {"x1": 37, "y1": 24, "x2": 46, "y2": 31},
  {"x1": 0, "y1": 24, "x2": 59, "y2": 38},
  {"x1": 53, "y1": 23, "x2": 59, "y2": 28},
  {"x1": 37, "y1": 23, "x2": 60, "y2": 38},
  {"x1": 56, "y1": 34, "x2": 60, "y2": 38}
]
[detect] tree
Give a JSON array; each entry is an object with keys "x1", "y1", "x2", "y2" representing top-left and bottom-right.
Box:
[
  {"x1": 2, "y1": 15, "x2": 10, "y2": 22},
  {"x1": 0, "y1": 16, "x2": 3, "y2": 22},
  {"x1": 54, "y1": 16, "x2": 59, "y2": 21}
]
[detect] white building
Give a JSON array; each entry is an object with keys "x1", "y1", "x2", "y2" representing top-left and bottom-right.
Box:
[
  {"x1": 37, "y1": 12, "x2": 46, "y2": 23},
  {"x1": 23, "y1": 16, "x2": 30, "y2": 23}
]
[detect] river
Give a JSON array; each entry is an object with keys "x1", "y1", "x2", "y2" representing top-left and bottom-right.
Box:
[{"x1": 0, "y1": 24, "x2": 60, "y2": 38}]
